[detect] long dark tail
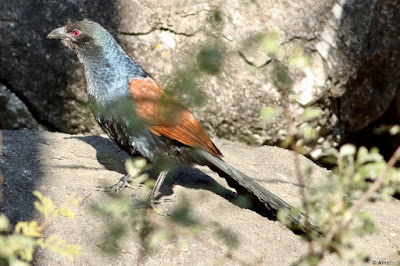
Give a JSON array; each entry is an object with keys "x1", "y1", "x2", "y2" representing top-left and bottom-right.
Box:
[{"x1": 191, "y1": 149, "x2": 318, "y2": 233}]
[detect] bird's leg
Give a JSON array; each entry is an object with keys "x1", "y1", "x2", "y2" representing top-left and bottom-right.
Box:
[
  {"x1": 148, "y1": 171, "x2": 173, "y2": 216},
  {"x1": 149, "y1": 171, "x2": 168, "y2": 204},
  {"x1": 96, "y1": 173, "x2": 144, "y2": 194}
]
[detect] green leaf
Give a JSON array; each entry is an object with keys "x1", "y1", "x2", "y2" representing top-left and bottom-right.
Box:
[
  {"x1": 133, "y1": 158, "x2": 147, "y2": 169},
  {"x1": 299, "y1": 123, "x2": 318, "y2": 140},
  {"x1": 0, "y1": 234, "x2": 36, "y2": 262},
  {"x1": 0, "y1": 191, "x2": 81, "y2": 264},
  {"x1": 8, "y1": 259, "x2": 30, "y2": 266},
  {"x1": 356, "y1": 146, "x2": 369, "y2": 164},
  {"x1": 259, "y1": 31, "x2": 279, "y2": 55},
  {"x1": 216, "y1": 227, "x2": 239, "y2": 250},
  {"x1": 354, "y1": 211, "x2": 377, "y2": 235},
  {"x1": 33, "y1": 191, "x2": 56, "y2": 217},
  {"x1": 147, "y1": 230, "x2": 172, "y2": 249},
  {"x1": 66, "y1": 195, "x2": 82, "y2": 207},
  {"x1": 289, "y1": 47, "x2": 310, "y2": 68},
  {"x1": 321, "y1": 148, "x2": 339, "y2": 157},
  {"x1": 125, "y1": 159, "x2": 141, "y2": 177},
  {"x1": 131, "y1": 173, "x2": 149, "y2": 185},
  {"x1": 125, "y1": 158, "x2": 148, "y2": 183},
  {"x1": 41, "y1": 234, "x2": 81, "y2": 260},
  {"x1": 277, "y1": 208, "x2": 292, "y2": 225},
  {"x1": 389, "y1": 125, "x2": 400, "y2": 135},
  {"x1": 260, "y1": 106, "x2": 281, "y2": 123},
  {"x1": 58, "y1": 208, "x2": 75, "y2": 218},
  {"x1": 339, "y1": 144, "x2": 356, "y2": 157},
  {"x1": 14, "y1": 221, "x2": 42, "y2": 238},
  {"x1": 0, "y1": 214, "x2": 10, "y2": 232},
  {"x1": 302, "y1": 107, "x2": 323, "y2": 121},
  {"x1": 144, "y1": 179, "x2": 155, "y2": 189}
]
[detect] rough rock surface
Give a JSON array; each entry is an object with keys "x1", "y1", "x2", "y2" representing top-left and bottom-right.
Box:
[
  {"x1": 0, "y1": 83, "x2": 42, "y2": 130},
  {"x1": 1, "y1": 1, "x2": 399, "y2": 153},
  {"x1": 0, "y1": 130, "x2": 399, "y2": 265}
]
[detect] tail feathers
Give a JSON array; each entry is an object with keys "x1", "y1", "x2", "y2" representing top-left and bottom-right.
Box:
[{"x1": 192, "y1": 149, "x2": 318, "y2": 233}]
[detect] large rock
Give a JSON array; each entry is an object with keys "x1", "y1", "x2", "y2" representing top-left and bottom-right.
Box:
[
  {"x1": 0, "y1": 0, "x2": 118, "y2": 133},
  {"x1": 0, "y1": 0, "x2": 399, "y2": 152},
  {"x1": 0, "y1": 83, "x2": 42, "y2": 129},
  {"x1": 0, "y1": 130, "x2": 399, "y2": 265}
]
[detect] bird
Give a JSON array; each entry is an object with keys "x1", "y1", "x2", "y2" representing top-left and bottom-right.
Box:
[{"x1": 47, "y1": 20, "x2": 310, "y2": 230}]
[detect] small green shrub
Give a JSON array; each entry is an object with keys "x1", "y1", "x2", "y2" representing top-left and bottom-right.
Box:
[{"x1": 0, "y1": 191, "x2": 81, "y2": 265}]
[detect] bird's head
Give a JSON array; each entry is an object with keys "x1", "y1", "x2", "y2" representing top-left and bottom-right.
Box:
[{"x1": 47, "y1": 21, "x2": 111, "y2": 54}]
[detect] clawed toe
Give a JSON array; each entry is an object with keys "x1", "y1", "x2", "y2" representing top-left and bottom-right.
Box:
[
  {"x1": 126, "y1": 183, "x2": 145, "y2": 190},
  {"x1": 95, "y1": 174, "x2": 141, "y2": 193},
  {"x1": 95, "y1": 183, "x2": 126, "y2": 193},
  {"x1": 150, "y1": 197, "x2": 173, "y2": 205},
  {"x1": 149, "y1": 197, "x2": 172, "y2": 216},
  {"x1": 96, "y1": 170, "x2": 172, "y2": 216}
]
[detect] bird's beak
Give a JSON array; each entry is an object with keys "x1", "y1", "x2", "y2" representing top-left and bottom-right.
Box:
[{"x1": 47, "y1": 26, "x2": 68, "y2": 39}]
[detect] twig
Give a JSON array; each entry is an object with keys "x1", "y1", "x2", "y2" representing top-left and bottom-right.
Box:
[
  {"x1": 281, "y1": 91, "x2": 315, "y2": 254},
  {"x1": 293, "y1": 150, "x2": 315, "y2": 255},
  {"x1": 314, "y1": 145, "x2": 400, "y2": 262}
]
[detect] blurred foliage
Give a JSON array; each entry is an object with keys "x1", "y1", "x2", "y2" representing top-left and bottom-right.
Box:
[
  {"x1": 91, "y1": 158, "x2": 240, "y2": 264},
  {"x1": 160, "y1": 7, "x2": 227, "y2": 112},
  {"x1": 23, "y1": 8, "x2": 399, "y2": 265},
  {"x1": 165, "y1": 37, "x2": 226, "y2": 110},
  {"x1": 271, "y1": 60, "x2": 294, "y2": 93},
  {"x1": 196, "y1": 43, "x2": 226, "y2": 75},
  {"x1": 260, "y1": 106, "x2": 282, "y2": 124},
  {"x1": 88, "y1": 16, "x2": 400, "y2": 265},
  {"x1": 374, "y1": 124, "x2": 400, "y2": 136},
  {"x1": 166, "y1": 69, "x2": 207, "y2": 108},
  {"x1": 207, "y1": 9, "x2": 224, "y2": 29},
  {"x1": 73, "y1": 12, "x2": 400, "y2": 265},
  {"x1": 279, "y1": 143, "x2": 400, "y2": 265},
  {"x1": 289, "y1": 47, "x2": 310, "y2": 69},
  {"x1": 0, "y1": 191, "x2": 81, "y2": 265},
  {"x1": 259, "y1": 31, "x2": 279, "y2": 56},
  {"x1": 257, "y1": 32, "x2": 400, "y2": 265}
]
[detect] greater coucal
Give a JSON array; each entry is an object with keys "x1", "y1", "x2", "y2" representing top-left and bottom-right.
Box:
[{"x1": 48, "y1": 21, "x2": 308, "y2": 230}]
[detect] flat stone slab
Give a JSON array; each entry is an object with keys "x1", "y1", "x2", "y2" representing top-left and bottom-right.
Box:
[{"x1": 0, "y1": 130, "x2": 399, "y2": 265}]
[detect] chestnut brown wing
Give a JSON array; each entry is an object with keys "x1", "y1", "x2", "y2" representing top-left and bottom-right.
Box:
[{"x1": 129, "y1": 77, "x2": 222, "y2": 158}]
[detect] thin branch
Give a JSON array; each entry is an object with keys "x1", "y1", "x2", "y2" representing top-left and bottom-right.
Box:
[
  {"x1": 315, "y1": 145, "x2": 400, "y2": 262},
  {"x1": 281, "y1": 92, "x2": 315, "y2": 255}
]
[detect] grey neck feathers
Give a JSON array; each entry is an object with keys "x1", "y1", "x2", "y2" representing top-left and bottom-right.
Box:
[{"x1": 77, "y1": 36, "x2": 148, "y2": 103}]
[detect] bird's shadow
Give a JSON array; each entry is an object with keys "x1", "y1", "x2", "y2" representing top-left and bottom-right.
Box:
[
  {"x1": 72, "y1": 135, "x2": 276, "y2": 220},
  {"x1": 69, "y1": 135, "x2": 129, "y2": 174}
]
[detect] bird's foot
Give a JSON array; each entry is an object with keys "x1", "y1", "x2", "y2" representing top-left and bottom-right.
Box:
[
  {"x1": 145, "y1": 171, "x2": 172, "y2": 215},
  {"x1": 150, "y1": 196, "x2": 173, "y2": 205},
  {"x1": 129, "y1": 193, "x2": 173, "y2": 216},
  {"x1": 95, "y1": 174, "x2": 144, "y2": 193},
  {"x1": 148, "y1": 196, "x2": 173, "y2": 216}
]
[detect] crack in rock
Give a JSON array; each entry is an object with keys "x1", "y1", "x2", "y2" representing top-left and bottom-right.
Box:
[{"x1": 118, "y1": 27, "x2": 198, "y2": 37}]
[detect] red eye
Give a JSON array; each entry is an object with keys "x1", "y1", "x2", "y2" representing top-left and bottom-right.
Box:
[{"x1": 73, "y1": 30, "x2": 79, "y2": 37}]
